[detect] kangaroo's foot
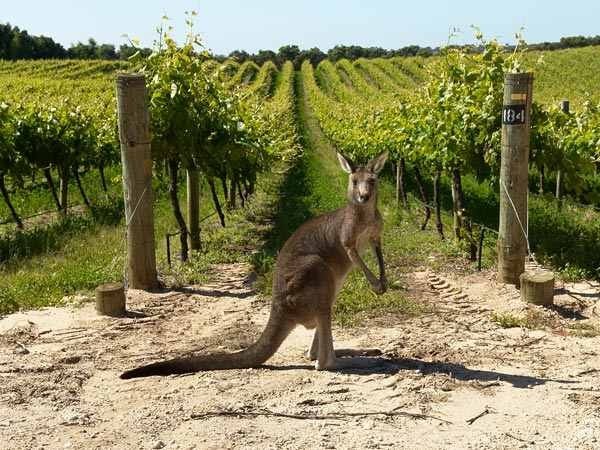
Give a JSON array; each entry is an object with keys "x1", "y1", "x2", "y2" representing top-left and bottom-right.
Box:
[{"x1": 315, "y1": 356, "x2": 386, "y2": 371}]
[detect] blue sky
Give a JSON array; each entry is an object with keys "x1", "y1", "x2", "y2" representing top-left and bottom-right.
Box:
[{"x1": 3, "y1": 1, "x2": 599, "y2": 54}]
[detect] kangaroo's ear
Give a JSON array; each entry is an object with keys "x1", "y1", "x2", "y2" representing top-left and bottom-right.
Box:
[
  {"x1": 337, "y1": 152, "x2": 355, "y2": 174},
  {"x1": 366, "y1": 151, "x2": 388, "y2": 174}
]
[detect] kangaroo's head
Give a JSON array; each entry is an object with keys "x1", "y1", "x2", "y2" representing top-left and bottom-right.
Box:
[{"x1": 337, "y1": 151, "x2": 388, "y2": 205}]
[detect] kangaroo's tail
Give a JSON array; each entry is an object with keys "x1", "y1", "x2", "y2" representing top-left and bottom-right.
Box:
[{"x1": 120, "y1": 310, "x2": 294, "y2": 379}]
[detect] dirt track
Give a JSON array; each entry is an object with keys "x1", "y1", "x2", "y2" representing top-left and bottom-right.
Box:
[{"x1": 1, "y1": 263, "x2": 600, "y2": 450}]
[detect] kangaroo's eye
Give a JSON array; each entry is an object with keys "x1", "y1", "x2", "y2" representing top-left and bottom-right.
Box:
[
  {"x1": 352, "y1": 179, "x2": 358, "y2": 186},
  {"x1": 368, "y1": 178, "x2": 376, "y2": 185}
]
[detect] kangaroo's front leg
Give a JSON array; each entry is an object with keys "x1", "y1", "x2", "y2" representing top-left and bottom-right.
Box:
[
  {"x1": 345, "y1": 245, "x2": 387, "y2": 295},
  {"x1": 372, "y1": 238, "x2": 387, "y2": 292}
]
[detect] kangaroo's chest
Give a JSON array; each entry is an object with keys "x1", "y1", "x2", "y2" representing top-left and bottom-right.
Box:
[
  {"x1": 338, "y1": 207, "x2": 382, "y2": 257},
  {"x1": 355, "y1": 223, "x2": 380, "y2": 254},
  {"x1": 356, "y1": 229, "x2": 371, "y2": 254}
]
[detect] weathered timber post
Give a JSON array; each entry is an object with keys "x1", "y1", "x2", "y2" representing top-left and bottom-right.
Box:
[
  {"x1": 555, "y1": 99, "x2": 569, "y2": 200},
  {"x1": 498, "y1": 72, "x2": 533, "y2": 286},
  {"x1": 187, "y1": 169, "x2": 201, "y2": 251},
  {"x1": 116, "y1": 73, "x2": 158, "y2": 290}
]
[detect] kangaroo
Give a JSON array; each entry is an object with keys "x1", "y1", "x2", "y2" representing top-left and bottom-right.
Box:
[{"x1": 120, "y1": 151, "x2": 388, "y2": 379}]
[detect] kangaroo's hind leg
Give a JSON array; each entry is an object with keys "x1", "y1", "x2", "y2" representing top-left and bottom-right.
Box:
[
  {"x1": 308, "y1": 331, "x2": 319, "y2": 361},
  {"x1": 314, "y1": 315, "x2": 385, "y2": 370},
  {"x1": 307, "y1": 331, "x2": 381, "y2": 361},
  {"x1": 314, "y1": 310, "x2": 336, "y2": 370},
  {"x1": 292, "y1": 257, "x2": 383, "y2": 370}
]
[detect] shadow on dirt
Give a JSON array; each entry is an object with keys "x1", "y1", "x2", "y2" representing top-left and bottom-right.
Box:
[
  {"x1": 264, "y1": 356, "x2": 579, "y2": 389},
  {"x1": 549, "y1": 303, "x2": 588, "y2": 320},
  {"x1": 555, "y1": 287, "x2": 600, "y2": 300}
]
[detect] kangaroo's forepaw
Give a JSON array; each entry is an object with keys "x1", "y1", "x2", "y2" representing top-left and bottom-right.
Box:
[{"x1": 372, "y1": 281, "x2": 387, "y2": 295}]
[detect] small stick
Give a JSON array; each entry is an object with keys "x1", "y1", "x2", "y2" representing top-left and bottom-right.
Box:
[
  {"x1": 383, "y1": 393, "x2": 404, "y2": 400},
  {"x1": 466, "y1": 407, "x2": 493, "y2": 425},
  {"x1": 15, "y1": 341, "x2": 30, "y2": 354},
  {"x1": 504, "y1": 432, "x2": 535, "y2": 445},
  {"x1": 47, "y1": 327, "x2": 88, "y2": 336},
  {"x1": 558, "y1": 386, "x2": 599, "y2": 392},
  {"x1": 190, "y1": 408, "x2": 451, "y2": 424},
  {"x1": 511, "y1": 336, "x2": 546, "y2": 348}
]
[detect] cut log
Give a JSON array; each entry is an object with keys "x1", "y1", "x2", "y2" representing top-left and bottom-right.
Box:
[
  {"x1": 519, "y1": 271, "x2": 554, "y2": 306},
  {"x1": 96, "y1": 282, "x2": 126, "y2": 316}
]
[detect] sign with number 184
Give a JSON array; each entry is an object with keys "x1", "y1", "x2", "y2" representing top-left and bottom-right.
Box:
[{"x1": 502, "y1": 104, "x2": 526, "y2": 125}]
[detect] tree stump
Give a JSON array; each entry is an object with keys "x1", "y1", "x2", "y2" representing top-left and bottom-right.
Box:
[
  {"x1": 96, "y1": 282, "x2": 126, "y2": 316},
  {"x1": 519, "y1": 271, "x2": 554, "y2": 306}
]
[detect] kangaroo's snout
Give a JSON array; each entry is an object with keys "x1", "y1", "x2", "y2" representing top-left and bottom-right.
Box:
[
  {"x1": 357, "y1": 193, "x2": 370, "y2": 203},
  {"x1": 349, "y1": 172, "x2": 376, "y2": 205}
]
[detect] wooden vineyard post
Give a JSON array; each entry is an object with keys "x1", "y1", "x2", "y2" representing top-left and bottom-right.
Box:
[
  {"x1": 116, "y1": 73, "x2": 158, "y2": 290},
  {"x1": 497, "y1": 72, "x2": 533, "y2": 286},
  {"x1": 187, "y1": 169, "x2": 201, "y2": 251},
  {"x1": 555, "y1": 99, "x2": 569, "y2": 200}
]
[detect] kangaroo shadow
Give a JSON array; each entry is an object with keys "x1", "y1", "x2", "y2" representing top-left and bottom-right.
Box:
[{"x1": 263, "y1": 356, "x2": 577, "y2": 389}]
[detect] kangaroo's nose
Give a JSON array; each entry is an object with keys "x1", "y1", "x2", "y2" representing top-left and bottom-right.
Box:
[{"x1": 358, "y1": 194, "x2": 369, "y2": 203}]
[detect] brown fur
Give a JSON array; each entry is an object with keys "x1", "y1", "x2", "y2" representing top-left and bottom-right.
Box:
[{"x1": 120, "y1": 151, "x2": 388, "y2": 378}]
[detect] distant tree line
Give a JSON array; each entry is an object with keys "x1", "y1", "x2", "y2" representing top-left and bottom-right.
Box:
[
  {"x1": 0, "y1": 23, "x2": 151, "y2": 60},
  {"x1": 3, "y1": 21, "x2": 600, "y2": 63},
  {"x1": 528, "y1": 35, "x2": 600, "y2": 51},
  {"x1": 221, "y1": 35, "x2": 600, "y2": 67},
  {"x1": 217, "y1": 44, "x2": 437, "y2": 68}
]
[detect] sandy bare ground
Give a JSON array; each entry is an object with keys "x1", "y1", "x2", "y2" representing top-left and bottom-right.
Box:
[{"x1": 1, "y1": 263, "x2": 600, "y2": 450}]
